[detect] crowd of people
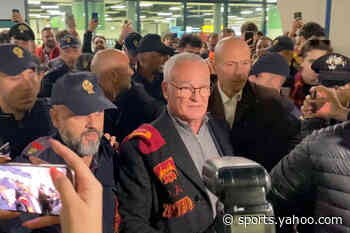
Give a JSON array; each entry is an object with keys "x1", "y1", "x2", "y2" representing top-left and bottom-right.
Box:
[{"x1": 0, "y1": 9, "x2": 350, "y2": 233}]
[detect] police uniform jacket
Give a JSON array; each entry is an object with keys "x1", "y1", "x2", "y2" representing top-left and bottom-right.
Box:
[
  {"x1": 0, "y1": 98, "x2": 55, "y2": 158},
  {"x1": 16, "y1": 133, "x2": 119, "y2": 233}
]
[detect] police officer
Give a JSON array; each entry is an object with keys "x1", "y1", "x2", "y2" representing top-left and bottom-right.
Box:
[
  {"x1": 15, "y1": 72, "x2": 119, "y2": 233},
  {"x1": 8, "y1": 23, "x2": 35, "y2": 53},
  {"x1": 39, "y1": 34, "x2": 82, "y2": 98},
  {"x1": 301, "y1": 52, "x2": 350, "y2": 137},
  {"x1": 123, "y1": 32, "x2": 142, "y2": 71},
  {"x1": 0, "y1": 44, "x2": 55, "y2": 159}
]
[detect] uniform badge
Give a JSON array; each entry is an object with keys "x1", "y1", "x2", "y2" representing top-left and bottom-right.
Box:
[
  {"x1": 154, "y1": 157, "x2": 177, "y2": 184},
  {"x1": 27, "y1": 141, "x2": 44, "y2": 155},
  {"x1": 82, "y1": 80, "x2": 95, "y2": 94},
  {"x1": 65, "y1": 37, "x2": 72, "y2": 43},
  {"x1": 13, "y1": 47, "x2": 24, "y2": 58},
  {"x1": 326, "y1": 55, "x2": 347, "y2": 71},
  {"x1": 18, "y1": 25, "x2": 29, "y2": 33},
  {"x1": 133, "y1": 39, "x2": 139, "y2": 48}
]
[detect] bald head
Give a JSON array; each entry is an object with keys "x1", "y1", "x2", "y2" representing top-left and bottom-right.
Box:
[
  {"x1": 214, "y1": 37, "x2": 251, "y2": 64},
  {"x1": 91, "y1": 49, "x2": 129, "y2": 76},
  {"x1": 91, "y1": 48, "x2": 133, "y2": 101},
  {"x1": 214, "y1": 37, "x2": 252, "y2": 97}
]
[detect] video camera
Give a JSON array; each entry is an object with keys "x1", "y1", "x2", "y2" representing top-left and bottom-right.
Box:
[{"x1": 203, "y1": 156, "x2": 275, "y2": 233}]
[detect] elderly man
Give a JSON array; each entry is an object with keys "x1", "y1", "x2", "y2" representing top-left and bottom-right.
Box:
[
  {"x1": 91, "y1": 49, "x2": 163, "y2": 141},
  {"x1": 7, "y1": 72, "x2": 118, "y2": 233},
  {"x1": 117, "y1": 53, "x2": 233, "y2": 233},
  {"x1": 208, "y1": 37, "x2": 300, "y2": 171},
  {"x1": 0, "y1": 44, "x2": 55, "y2": 159}
]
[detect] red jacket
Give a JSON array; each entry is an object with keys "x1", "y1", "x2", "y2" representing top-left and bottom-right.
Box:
[{"x1": 35, "y1": 45, "x2": 60, "y2": 64}]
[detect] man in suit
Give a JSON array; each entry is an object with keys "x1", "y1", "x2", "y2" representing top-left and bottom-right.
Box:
[
  {"x1": 117, "y1": 53, "x2": 234, "y2": 233},
  {"x1": 208, "y1": 37, "x2": 300, "y2": 171}
]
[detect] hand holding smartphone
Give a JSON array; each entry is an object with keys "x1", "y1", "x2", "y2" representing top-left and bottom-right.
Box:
[
  {"x1": 92, "y1": 12, "x2": 98, "y2": 23},
  {"x1": 0, "y1": 163, "x2": 74, "y2": 215}
]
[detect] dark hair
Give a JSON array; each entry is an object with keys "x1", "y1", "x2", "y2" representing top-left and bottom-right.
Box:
[
  {"x1": 93, "y1": 35, "x2": 106, "y2": 43},
  {"x1": 41, "y1": 27, "x2": 52, "y2": 33},
  {"x1": 55, "y1": 30, "x2": 70, "y2": 43},
  {"x1": 257, "y1": 31, "x2": 264, "y2": 37},
  {"x1": 163, "y1": 33, "x2": 177, "y2": 41},
  {"x1": 0, "y1": 30, "x2": 10, "y2": 44},
  {"x1": 241, "y1": 22, "x2": 258, "y2": 34},
  {"x1": 299, "y1": 39, "x2": 332, "y2": 58},
  {"x1": 299, "y1": 22, "x2": 325, "y2": 40},
  {"x1": 179, "y1": 34, "x2": 202, "y2": 49}
]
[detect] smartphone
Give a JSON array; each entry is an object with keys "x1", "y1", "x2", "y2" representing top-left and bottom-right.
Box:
[
  {"x1": 92, "y1": 12, "x2": 98, "y2": 23},
  {"x1": 310, "y1": 89, "x2": 318, "y2": 113},
  {"x1": 0, "y1": 163, "x2": 74, "y2": 215},
  {"x1": 245, "y1": 31, "x2": 255, "y2": 45},
  {"x1": 294, "y1": 12, "x2": 302, "y2": 21},
  {"x1": 12, "y1": 9, "x2": 20, "y2": 14}
]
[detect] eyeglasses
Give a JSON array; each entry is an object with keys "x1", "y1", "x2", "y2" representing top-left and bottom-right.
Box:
[{"x1": 169, "y1": 82, "x2": 212, "y2": 98}]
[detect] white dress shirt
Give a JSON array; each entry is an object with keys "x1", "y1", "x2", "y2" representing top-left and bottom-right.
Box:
[{"x1": 217, "y1": 84, "x2": 242, "y2": 127}]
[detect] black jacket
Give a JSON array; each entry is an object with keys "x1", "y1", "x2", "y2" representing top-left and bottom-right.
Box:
[
  {"x1": 208, "y1": 81, "x2": 301, "y2": 171},
  {"x1": 0, "y1": 98, "x2": 56, "y2": 158},
  {"x1": 38, "y1": 62, "x2": 70, "y2": 98},
  {"x1": 104, "y1": 80, "x2": 165, "y2": 142},
  {"x1": 117, "y1": 111, "x2": 234, "y2": 233},
  {"x1": 82, "y1": 31, "x2": 93, "y2": 54},
  {"x1": 270, "y1": 121, "x2": 350, "y2": 233}
]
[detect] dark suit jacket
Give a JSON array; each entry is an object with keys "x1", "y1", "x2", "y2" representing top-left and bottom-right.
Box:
[
  {"x1": 208, "y1": 81, "x2": 301, "y2": 171},
  {"x1": 117, "y1": 111, "x2": 233, "y2": 233}
]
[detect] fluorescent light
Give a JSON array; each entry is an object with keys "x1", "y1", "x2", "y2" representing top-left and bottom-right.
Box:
[
  {"x1": 241, "y1": 10, "x2": 253, "y2": 14},
  {"x1": 40, "y1": 15, "x2": 50, "y2": 19},
  {"x1": 28, "y1": 0, "x2": 40, "y2": 5},
  {"x1": 140, "y1": 3, "x2": 153, "y2": 7},
  {"x1": 173, "y1": 15, "x2": 182, "y2": 18},
  {"x1": 169, "y1": 7, "x2": 181, "y2": 11},
  {"x1": 203, "y1": 13, "x2": 213, "y2": 16},
  {"x1": 140, "y1": 16, "x2": 146, "y2": 19},
  {"x1": 157, "y1": 12, "x2": 172, "y2": 16},
  {"x1": 111, "y1": 5, "x2": 126, "y2": 9},
  {"x1": 29, "y1": 13, "x2": 41, "y2": 17},
  {"x1": 111, "y1": 26, "x2": 116, "y2": 30},
  {"x1": 47, "y1": 10, "x2": 64, "y2": 16},
  {"x1": 256, "y1": 8, "x2": 263, "y2": 12},
  {"x1": 106, "y1": 17, "x2": 113, "y2": 21},
  {"x1": 41, "y1": 5, "x2": 59, "y2": 9}
]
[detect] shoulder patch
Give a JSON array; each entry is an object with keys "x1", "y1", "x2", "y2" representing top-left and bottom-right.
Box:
[
  {"x1": 22, "y1": 137, "x2": 51, "y2": 157},
  {"x1": 122, "y1": 124, "x2": 166, "y2": 154}
]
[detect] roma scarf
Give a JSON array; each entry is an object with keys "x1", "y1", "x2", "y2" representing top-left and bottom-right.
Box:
[{"x1": 122, "y1": 124, "x2": 195, "y2": 218}]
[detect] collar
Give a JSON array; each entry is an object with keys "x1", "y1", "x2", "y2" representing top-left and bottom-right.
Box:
[
  {"x1": 217, "y1": 83, "x2": 242, "y2": 104},
  {"x1": 167, "y1": 107, "x2": 209, "y2": 132}
]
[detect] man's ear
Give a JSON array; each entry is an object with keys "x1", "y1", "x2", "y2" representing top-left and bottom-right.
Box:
[{"x1": 161, "y1": 81, "x2": 169, "y2": 101}]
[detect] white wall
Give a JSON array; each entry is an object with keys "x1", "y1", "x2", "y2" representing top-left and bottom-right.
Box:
[
  {"x1": 277, "y1": 0, "x2": 349, "y2": 56},
  {"x1": 329, "y1": 0, "x2": 349, "y2": 56}
]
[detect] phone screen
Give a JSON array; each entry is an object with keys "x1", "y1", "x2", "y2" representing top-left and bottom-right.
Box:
[
  {"x1": 12, "y1": 9, "x2": 20, "y2": 14},
  {"x1": 92, "y1": 12, "x2": 98, "y2": 22},
  {"x1": 294, "y1": 12, "x2": 302, "y2": 20},
  {"x1": 0, "y1": 163, "x2": 72, "y2": 215}
]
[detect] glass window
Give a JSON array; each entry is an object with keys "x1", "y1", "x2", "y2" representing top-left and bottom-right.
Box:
[
  {"x1": 266, "y1": 4, "x2": 282, "y2": 39},
  {"x1": 28, "y1": 0, "x2": 85, "y2": 45},
  {"x1": 103, "y1": 0, "x2": 127, "y2": 47},
  {"x1": 227, "y1": 3, "x2": 264, "y2": 37},
  {"x1": 139, "y1": 1, "x2": 184, "y2": 37},
  {"x1": 186, "y1": 2, "x2": 218, "y2": 36}
]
